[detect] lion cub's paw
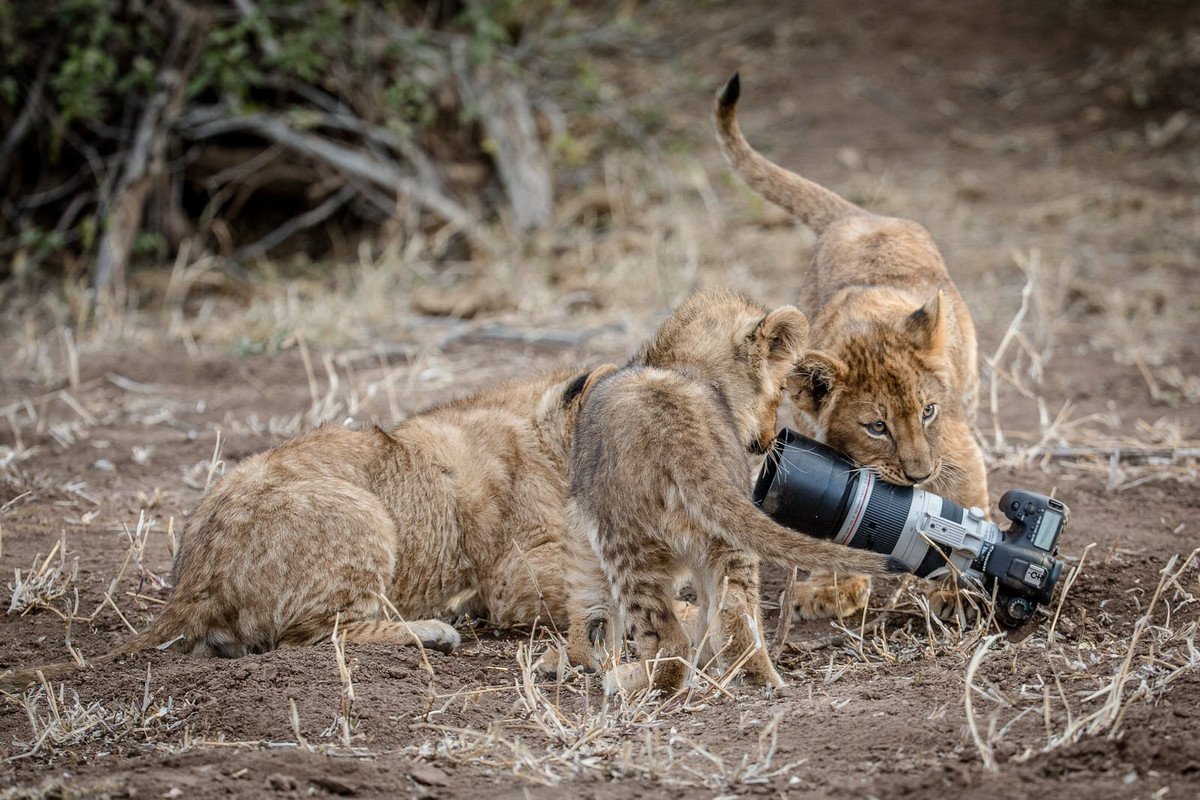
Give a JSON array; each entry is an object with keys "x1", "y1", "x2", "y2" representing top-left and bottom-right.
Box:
[
  {"x1": 730, "y1": 665, "x2": 786, "y2": 691},
  {"x1": 532, "y1": 643, "x2": 598, "y2": 680},
  {"x1": 923, "y1": 576, "x2": 980, "y2": 625},
  {"x1": 410, "y1": 620, "x2": 462, "y2": 654},
  {"x1": 533, "y1": 643, "x2": 566, "y2": 679},
  {"x1": 603, "y1": 661, "x2": 654, "y2": 697},
  {"x1": 791, "y1": 574, "x2": 872, "y2": 621}
]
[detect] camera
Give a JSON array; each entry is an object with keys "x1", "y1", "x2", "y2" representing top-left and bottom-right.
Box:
[{"x1": 753, "y1": 429, "x2": 1068, "y2": 626}]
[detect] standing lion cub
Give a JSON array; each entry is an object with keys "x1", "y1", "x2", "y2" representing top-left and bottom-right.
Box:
[
  {"x1": 565, "y1": 288, "x2": 908, "y2": 695},
  {"x1": 1, "y1": 366, "x2": 613, "y2": 689},
  {"x1": 715, "y1": 73, "x2": 989, "y2": 621}
]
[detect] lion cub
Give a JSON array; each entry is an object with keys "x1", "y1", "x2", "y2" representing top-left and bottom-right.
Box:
[
  {"x1": 715, "y1": 74, "x2": 989, "y2": 620},
  {"x1": 2, "y1": 367, "x2": 613, "y2": 689},
  {"x1": 565, "y1": 288, "x2": 908, "y2": 696}
]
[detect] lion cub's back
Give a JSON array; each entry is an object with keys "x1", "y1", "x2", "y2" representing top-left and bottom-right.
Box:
[{"x1": 573, "y1": 368, "x2": 741, "y2": 511}]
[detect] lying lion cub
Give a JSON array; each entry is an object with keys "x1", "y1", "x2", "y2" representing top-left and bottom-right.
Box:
[
  {"x1": 715, "y1": 73, "x2": 989, "y2": 621},
  {"x1": 565, "y1": 288, "x2": 908, "y2": 695},
  {"x1": 1, "y1": 367, "x2": 613, "y2": 689}
]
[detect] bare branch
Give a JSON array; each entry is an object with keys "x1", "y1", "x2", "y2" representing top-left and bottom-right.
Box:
[
  {"x1": 177, "y1": 108, "x2": 494, "y2": 251},
  {"x1": 452, "y1": 40, "x2": 553, "y2": 233},
  {"x1": 233, "y1": 184, "x2": 356, "y2": 262},
  {"x1": 94, "y1": 3, "x2": 211, "y2": 303},
  {"x1": 0, "y1": 48, "x2": 55, "y2": 186}
]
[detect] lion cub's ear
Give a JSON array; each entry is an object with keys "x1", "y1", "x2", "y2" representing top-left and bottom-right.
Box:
[
  {"x1": 560, "y1": 364, "x2": 618, "y2": 408},
  {"x1": 905, "y1": 290, "x2": 947, "y2": 357},
  {"x1": 755, "y1": 305, "x2": 810, "y2": 369},
  {"x1": 579, "y1": 364, "x2": 618, "y2": 402},
  {"x1": 788, "y1": 350, "x2": 847, "y2": 414},
  {"x1": 538, "y1": 365, "x2": 616, "y2": 422}
]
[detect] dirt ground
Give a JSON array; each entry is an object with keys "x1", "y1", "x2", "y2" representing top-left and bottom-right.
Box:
[{"x1": 2, "y1": 1, "x2": 1199, "y2": 798}]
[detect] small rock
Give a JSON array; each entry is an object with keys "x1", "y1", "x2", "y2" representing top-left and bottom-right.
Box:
[
  {"x1": 93, "y1": 458, "x2": 115, "y2": 472},
  {"x1": 265, "y1": 773, "x2": 298, "y2": 791},
  {"x1": 409, "y1": 764, "x2": 450, "y2": 787},
  {"x1": 311, "y1": 776, "x2": 357, "y2": 796},
  {"x1": 836, "y1": 146, "x2": 863, "y2": 170}
]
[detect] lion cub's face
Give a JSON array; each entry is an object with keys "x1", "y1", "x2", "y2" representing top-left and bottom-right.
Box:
[{"x1": 790, "y1": 297, "x2": 959, "y2": 490}]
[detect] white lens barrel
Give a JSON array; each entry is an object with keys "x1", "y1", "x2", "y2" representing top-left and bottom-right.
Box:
[
  {"x1": 834, "y1": 479, "x2": 1004, "y2": 579},
  {"x1": 894, "y1": 488, "x2": 1002, "y2": 577}
]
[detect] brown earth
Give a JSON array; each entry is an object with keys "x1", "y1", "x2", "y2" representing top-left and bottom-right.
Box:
[{"x1": 2, "y1": 1, "x2": 1199, "y2": 798}]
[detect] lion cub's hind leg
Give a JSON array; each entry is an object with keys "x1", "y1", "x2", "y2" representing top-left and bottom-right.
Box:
[
  {"x1": 790, "y1": 571, "x2": 872, "y2": 621},
  {"x1": 257, "y1": 477, "x2": 460, "y2": 654},
  {"x1": 601, "y1": 544, "x2": 691, "y2": 697},
  {"x1": 279, "y1": 617, "x2": 460, "y2": 653}
]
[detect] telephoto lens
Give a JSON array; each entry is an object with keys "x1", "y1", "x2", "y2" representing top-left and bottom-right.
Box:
[{"x1": 753, "y1": 429, "x2": 1068, "y2": 626}]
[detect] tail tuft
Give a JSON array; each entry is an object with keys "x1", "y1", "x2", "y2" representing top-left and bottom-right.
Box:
[
  {"x1": 718, "y1": 72, "x2": 740, "y2": 108},
  {"x1": 886, "y1": 556, "x2": 911, "y2": 574}
]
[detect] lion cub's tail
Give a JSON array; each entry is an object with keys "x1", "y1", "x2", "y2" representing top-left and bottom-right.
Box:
[
  {"x1": 683, "y1": 476, "x2": 909, "y2": 578},
  {"x1": 0, "y1": 602, "x2": 192, "y2": 692},
  {"x1": 714, "y1": 73, "x2": 866, "y2": 234}
]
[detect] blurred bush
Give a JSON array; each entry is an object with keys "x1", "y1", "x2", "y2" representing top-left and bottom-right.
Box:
[{"x1": 0, "y1": 0, "x2": 570, "y2": 302}]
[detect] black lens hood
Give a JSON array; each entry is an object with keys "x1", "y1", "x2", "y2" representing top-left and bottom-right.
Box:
[{"x1": 753, "y1": 428, "x2": 861, "y2": 540}]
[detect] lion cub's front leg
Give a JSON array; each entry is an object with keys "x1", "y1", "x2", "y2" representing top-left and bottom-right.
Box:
[{"x1": 703, "y1": 545, "x2": 784, "y2": 689}]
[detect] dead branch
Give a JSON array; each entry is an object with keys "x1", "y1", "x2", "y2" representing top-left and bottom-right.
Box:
[
  {"x1": 177, "y1": 108, "x2": 493, "y2": 251},
  {"x1": 0, "y1": 48, "x2": 55, "y2": 186},
  {"x1": 452, "y1": 40, "x2": 553, "y2": 233},
  {"x1": 437, "y1": 321, "x2": 627, "y2": 350},
  {"x1": 987, "y1": 444, "x2": 1200, "y2": 463},
  {"x1": 93, "y1": 3, "x2": 211, "y2": 304},
  {"x1": 233, "y1": 184, "x2": 356, "y2": 262}
]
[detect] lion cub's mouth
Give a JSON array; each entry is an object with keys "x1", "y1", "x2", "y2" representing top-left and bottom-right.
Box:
[{"x1": 876, "y1": 464, "x2": 942, "y2": 490}]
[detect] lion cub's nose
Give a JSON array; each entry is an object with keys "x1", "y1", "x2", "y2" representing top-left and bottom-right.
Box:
[{"x1": 904, "y1": 469, "x2": 933, "y2": 484}]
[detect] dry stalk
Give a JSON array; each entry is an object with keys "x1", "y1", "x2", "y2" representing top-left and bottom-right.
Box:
[
  {"x1": 964, "y1": 633, "x2": 1005, "y2": 772},
  {"x1": 1096, "y1": 548, "x2": 1198, "y2": 739},
  {"x1": 289, "y1": 698, "x2": 312, "y2": 752},
  {"x1": 8, "y1": 668, "x2": 191, "y2": 762},
  {"x1": 1048, "y1": 542, "x2": 1096, "y2": 643},
  {"x1": 59, "y1": 328, "x2": 80, "y2": 392},
  {"x1": 8, "y1": 533, "x2": 78, "y2": 617},
  {"x1": 202, "y1": 429, "x2": 224, "y2": 493},
  {"x1": 986, "y1": 249, "x2": 1038, "y2": 450},
  {"x1": 123, "y1": 510, "x2": 172, "y2": 592},
  {"x1": 410, "y1": 639, "x2": 809, "y2": 790},
  {"x1": 322, "y1": 614, "x2": 357, "y2": 748}
]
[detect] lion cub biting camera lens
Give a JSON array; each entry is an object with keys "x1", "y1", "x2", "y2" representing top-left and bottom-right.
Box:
[
  {"x1": 715, "y1": 73, "x2": 990, "y2": 622},
  {"x1": 1, "y1": 367, "x2": 614, "y2": 690},
  {"x1": 565, "y1": 288, "x2": 908, "y2": 696}
]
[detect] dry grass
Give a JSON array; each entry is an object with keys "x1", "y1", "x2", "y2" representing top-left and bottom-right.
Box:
[
  {"x1": 7, "y1": 532, "x2": 78, "y2": 618},
  {"x1": 6, "y1": 668, "x2": 192, "y2": 762},
  {"x1": 957, "y1": 550, "x2": 1199, "y2": 766},
  {"x1": 409, "y1": 638, "x2": 804, "y2": 789},
  {"x1": 980, "y1": 248, "x2": 1199, "y2": 491}
]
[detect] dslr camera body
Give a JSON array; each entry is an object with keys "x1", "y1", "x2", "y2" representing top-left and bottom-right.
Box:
[{"x1": 753, "y1": 429, "x2": 1068, "y2": 626}]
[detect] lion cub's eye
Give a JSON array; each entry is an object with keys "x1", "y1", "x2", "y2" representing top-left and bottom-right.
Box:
[
  {"x1": 865, "y1": 419, "x2": 888, "y2": 437},
  {"x1": 922, "y1": 403, "x2": 938, "y2": 422}
]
